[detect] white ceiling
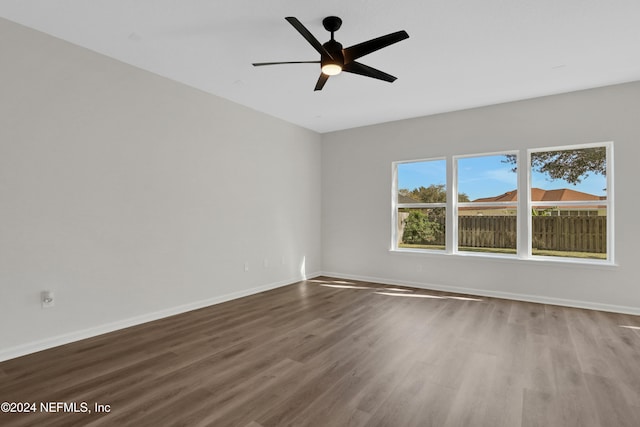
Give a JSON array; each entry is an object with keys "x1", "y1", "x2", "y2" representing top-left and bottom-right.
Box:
[{"x1": 2, "y1": 0, "x2": 640, "y2": 133}]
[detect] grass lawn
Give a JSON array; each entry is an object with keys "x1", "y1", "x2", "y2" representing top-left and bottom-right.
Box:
[
  {"x1": 398, "y1": 243, "x2": 445, "y2": 250},
  {"x1": 399, "y1": 244, "x2": 606, "y2": 259},
  {"x1": 531, "y1": 249, "x2": 606, "y2": 259}
]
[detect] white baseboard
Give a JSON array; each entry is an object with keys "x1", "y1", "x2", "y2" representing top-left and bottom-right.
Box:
[
  {"x1": 4, "y1": 270, "x2": 635, "y2": 363},
  {"x1": 320, "y1": 271, "x2": 640, "y2": 316},
  {"x1": 0, "y1": 272, "x2": 321, "y2": 363}
]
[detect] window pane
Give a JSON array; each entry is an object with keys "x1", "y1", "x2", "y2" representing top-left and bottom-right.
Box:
[
  {"x1": 531, "y1": 147, "x2": 607, "y2": 200},
  {"x1": 398, "y1": 208, "x2": 445, "y2": 250},
  {"x1": 457, "y1": 154, "x2": 518, "y2": 255},
  {"x1": 458, "y1": 207, "x2": 517, "y2": 254},
  {"x1": 530, "y1": 146, "x2": 608, "y2": 260},
  {"x1": 397, "y1": 160, "x2": 446, "y2": 203},
  {"x1": 531, "y1": 208, "x2": 607, "y2": 259},
  {"x1": 458, "y1": 154, "x2": 517, "y2": 203}
]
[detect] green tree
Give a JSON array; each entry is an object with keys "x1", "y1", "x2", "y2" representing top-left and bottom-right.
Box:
[
  {"x1": 402, "y1": 210, "x2": 441, "y2": 244},
  {"x1": 504, "y1": 147, "x2": 605, "y2": 184},
  {"x1": 398, "y1": 185, "x2": 463, "y2": 245},
  {"x1": 531, "y1": 207, "x2": 556, "y2": 216},
  {"x1": 399, "y1": 184, "x2": 470, "y2": 203}
]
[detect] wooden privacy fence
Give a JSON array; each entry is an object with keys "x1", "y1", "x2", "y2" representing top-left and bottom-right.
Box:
[
  {"x1": 457, "y1": 216, "x2": 606, "y2": 253},
  {"x1": 458, "y1": 216, "x2": 517, "y2": 249},
  {"x1": 401, "y1": 214, "x2": 607, "y2": 253},
  {"x1": 531, "y1": 216, "x2": 606, "y2": 253}
]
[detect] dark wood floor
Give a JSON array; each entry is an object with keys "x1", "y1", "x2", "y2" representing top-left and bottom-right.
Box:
[{"x1": 1, "y1": 276, "x2": 639, "y2": 427}]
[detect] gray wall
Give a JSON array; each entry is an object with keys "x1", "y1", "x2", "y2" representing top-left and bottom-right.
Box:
[
  {"x1": 0, "y1": 18, "x2": 322, "y2": 360},
  {"x1": 322, "y1": 82, "x2": 639, "y2": 313},
  {"x1": 2, "y1": 16, "x2": 638, "y2": 362}
]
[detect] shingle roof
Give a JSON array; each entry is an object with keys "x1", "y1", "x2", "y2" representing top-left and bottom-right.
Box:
[
  {"x1": 472, "y1": 188, "x2": 605, "y2": 203},
  {"x1": 398, "y1": 194, "x2": 420, "y2": 204}
]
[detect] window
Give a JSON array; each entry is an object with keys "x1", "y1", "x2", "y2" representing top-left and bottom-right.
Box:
[
  {"x1": 529, "y1": 145, "x2": 609, "y2": 260},
  {"x1": 456, "y1": 153, "x2": 518, "y2": 255},
  {"x1": 394, "y1": 159, "x2": 446, "y2": 251},
  {"x1": 392, "y1": 142, "x2": 613, "y2": 263}
]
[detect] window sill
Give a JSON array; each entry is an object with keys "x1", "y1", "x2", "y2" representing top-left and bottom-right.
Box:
[{"x1": 389, "y1": 248, "x2": 618, "y2": 269}]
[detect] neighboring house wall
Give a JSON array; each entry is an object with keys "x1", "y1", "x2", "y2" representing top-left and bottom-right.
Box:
[
  {"x1": 460, "y1": 188, "x2": 606, "y2": 216},
  {"x1": 322, "y1": 81, "x2": 640, "y2": 314},
  {"x1": 459, "y1": 208, "x2": 604, "y2": 216}
]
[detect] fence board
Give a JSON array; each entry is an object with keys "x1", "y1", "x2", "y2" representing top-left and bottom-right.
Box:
[
  {"x1": 399, "y1": 212, "x2": 606, "y2": 254},
  {"x1": 530, "y1": 216, "x2": 606, "y2": 253},
  {"x1": 458, "y1": 216, "x2": 517, "y2": 249}
]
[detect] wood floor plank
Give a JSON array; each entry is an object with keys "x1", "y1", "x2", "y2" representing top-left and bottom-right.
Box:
[
  {"x1": 441, "y1": 352, "x2": 500, "y2": 427},
  {"x1": 1, "y1": 276, "x2": 639, "y2": 426},
  {"x1": 583, "y1": 373, "x2": 640, "y2": 427},
  {"x1": 366, "y1": 360, "x2": 432, "y2": 427}
]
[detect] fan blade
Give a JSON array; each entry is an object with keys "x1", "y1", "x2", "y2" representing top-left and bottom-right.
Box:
[
  {"x1": 253, "y1": 61, "x2": 320, "y2": 66},
  {"x1": 343, "y1": 30, "x2": 409, "y2": 63},
  {"x1": 343, "y1": 61, "x2": 397, "y2": 82},
  {"x1": 314, "y1": 73, "x2": 329, "y2": 91},
  {"x1": 285, "y1": 17, "x2": 334, "y2": 60}
]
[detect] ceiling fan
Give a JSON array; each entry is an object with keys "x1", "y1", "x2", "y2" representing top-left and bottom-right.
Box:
[{"x1": 252, "y1": 16, "x2": 409, "y2": 91}]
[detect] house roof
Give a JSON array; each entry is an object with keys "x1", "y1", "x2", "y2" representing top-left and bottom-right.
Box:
[
  {"x1": 472, "y1": 188, "x2": 605, "y2": 203},
  {"x1": 399, "y1": 187, "x2": 605, "y2": 208},
  {"x1": 398, "y1": 194, "x2": 419, "y2": 204}
]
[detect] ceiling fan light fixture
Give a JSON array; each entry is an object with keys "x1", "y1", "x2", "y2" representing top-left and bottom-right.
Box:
[
  {"x1": 321, "y1": 63, "x2": 342, "y2": 76},
  {"x1": 252, "y1": 16, "x2": 409, "y2": 90}
]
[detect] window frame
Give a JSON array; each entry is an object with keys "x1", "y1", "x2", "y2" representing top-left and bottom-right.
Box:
[
  {"x1": 391, "y1": 141, "x2": 614, "y2": 265},
  {"x1": 526, "y1": 142, "x2": 613, "y2": 263},
  {"x1": 453, "y1": 151, "x2": 520, "y2": 257},
  {"x1": 392, "y1": 157, "x2": 447, "y2": 253}
]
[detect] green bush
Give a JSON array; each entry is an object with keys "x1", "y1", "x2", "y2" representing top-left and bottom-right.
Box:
[{"x1": 402, "y1": 210, "x2": 442, "y2": 244}]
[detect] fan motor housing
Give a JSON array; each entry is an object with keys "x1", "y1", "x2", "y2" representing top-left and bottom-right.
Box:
[{"x1": 322, "y1": 40, "x2": 344, "y2": 65}]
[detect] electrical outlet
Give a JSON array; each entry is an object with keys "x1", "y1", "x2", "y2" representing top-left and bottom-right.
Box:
[
  {"x1": 41, "y1": 291, "x2": 55, "y2": 308},
  {"x1": 263, "y1": 258, "x2": 269, "y2": 268},
  {"x1": 244, "y1": 261, "x2": 249, "y2": 272}
]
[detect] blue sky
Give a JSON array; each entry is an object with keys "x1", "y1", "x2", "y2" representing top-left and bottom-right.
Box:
[{"x1": 398, "y1": 155, "x2": 607, "y2": 200}]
